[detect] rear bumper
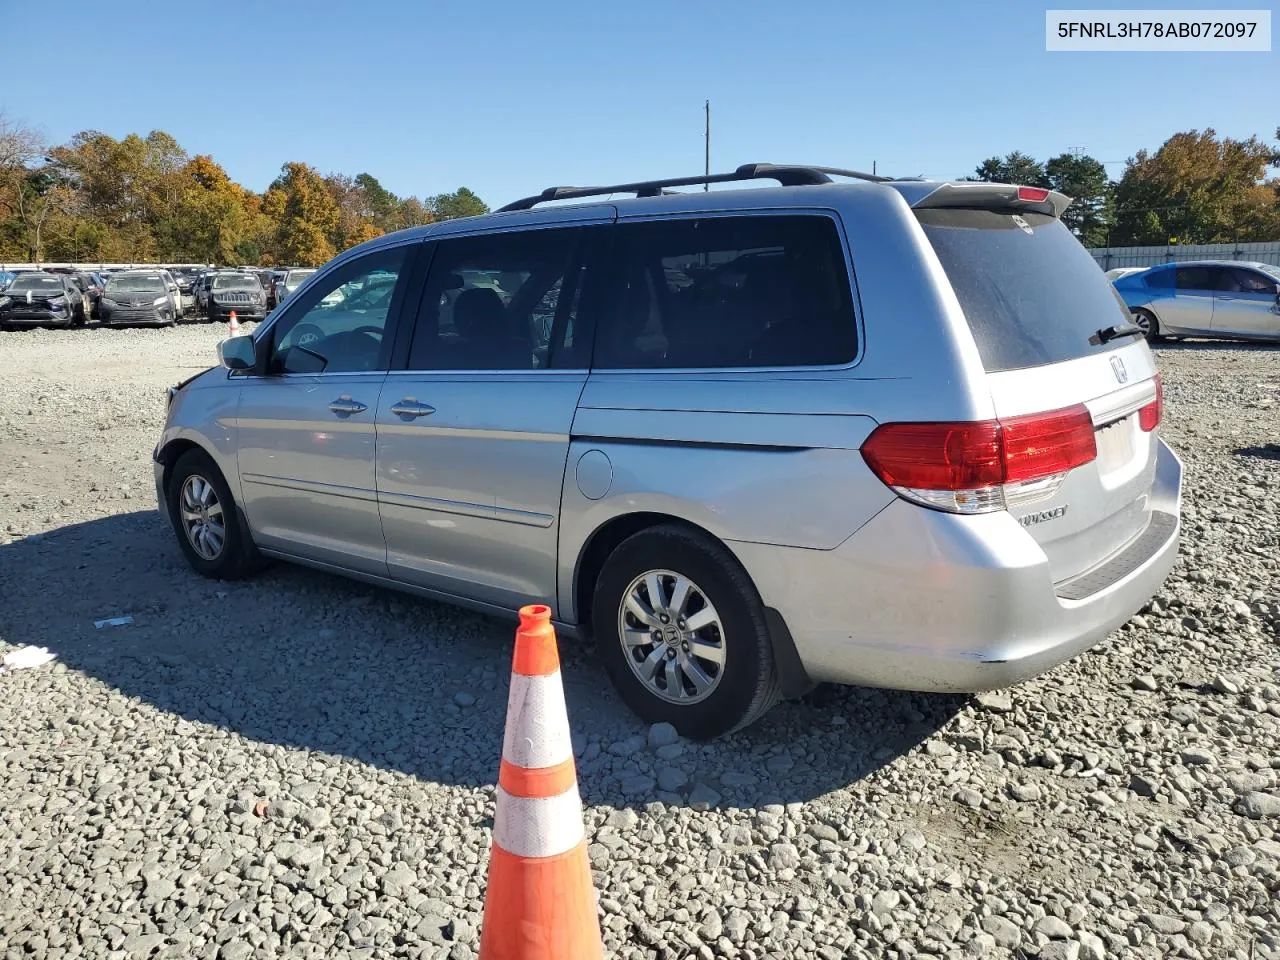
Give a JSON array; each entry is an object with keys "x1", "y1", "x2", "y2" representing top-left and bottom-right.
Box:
[{"x1": 731, "y1": 437, "x2": 1183, "y2": 693}]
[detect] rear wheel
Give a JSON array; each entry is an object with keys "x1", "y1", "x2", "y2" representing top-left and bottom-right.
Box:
[
  {"x1": 1132, "y1": 308, "x2": 1160, "y2": 342},
  {"x1": 592, "y1": 524, "x2": 780, "y2": 739},
  {"x1": 166, "y1": 449, "x2": 263, "y2": 579}
]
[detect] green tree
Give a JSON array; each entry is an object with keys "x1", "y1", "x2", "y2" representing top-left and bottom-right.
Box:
[
  {"x1": 971, "y1": 151, "x2": 1049, "y2": 187},
  {"x1": 1044, "y1": 153, "x2": 1113, "y2": 247},
  {"x1": 429, "y1": 187, "x2": 488, "y2": 221},
  {"x1": 1111, "y1": 129, "x2": 1280, "y2": 244}
]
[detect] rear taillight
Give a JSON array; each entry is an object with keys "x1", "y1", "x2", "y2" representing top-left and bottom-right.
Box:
[
  {"x1": 862, "y1": 404, "x2": 1097, "y2": 515},
  {"x1": 1138, "y1": 374, "x2": 1162, "y2": 432}
]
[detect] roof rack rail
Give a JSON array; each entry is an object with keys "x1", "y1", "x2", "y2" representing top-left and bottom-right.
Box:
[{"x1": 496, "y1": 163, "x2": 889, "y2": 212}]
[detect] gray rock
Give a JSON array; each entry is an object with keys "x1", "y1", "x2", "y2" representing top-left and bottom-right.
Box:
[
  {"x1": 1039, "y1": 943, "x2": 1081, "y2": 960},
  {"x1": 871, "y1": 889, "x2": 901, "y2": 915},
  {"x1": 656, "y1": 766, "x2": 687, "y2": 792},
  {"x1": 1035, "y1": 916, "x2": 1074, "y2": 939},
  {"x1": 1144, "y1": 914, "x2": 1185, "y2": 934},
  {"x1": 982, "y1": 915, "x2": 1021, "y2": 949},
  {"x1": 688, "y1": 783, "x2": 721, "y2": 808},
  {"x1": 769, "y1": 842, "x2": 802, "y2": 870},
  {"x1": 647, "y1": 722, "x2": 680, "y2": 750},
  {"x1": 1077, "y1": 931, "x2": 1106, "y2": 960},
  {"x1": 381, "y1": 862, "x2": 417, "y2": 897},
  {"x1": 1129, "y1": 774, "x2": 1159, "y2": 798},
  {"x1": 1236, "y1": 792, "x2": 1280, "y2": 819},
  {"x1": 1131, "y1": 675, "x2": 1160, "y2": 692},
  {"x1": 1009, "y1": 782, "x2": 1042, "y2": 802},
  {"x1": 619, "y1": 774, "x2": 655, "y2": 795},
  {"x1": 723, "y1": 910, "x2": 751, "y2": 943},
  {"x1": 976, "y1": 691, "x2": 1014, "y2": 713},
  {"x1": 453, "y1": 692, "x2": 475, "y2": 707},
  {"x1": 219, "y1": 944, "x2": 253, "y2": 960},
  {"x1": 1180, "y1": 747, "x2": 1215, "y2": 766}
]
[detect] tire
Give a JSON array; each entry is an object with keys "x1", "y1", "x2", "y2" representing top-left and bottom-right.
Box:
[
  {"x1": 592, "y1": 524, "x2": 780, "y2": 739},
  {"x1": 1133, "y1": 308, "x2": 1160, "y2": 343},
  {"x1": 166, "y1": 449, "x2": 263, "y2": 580}
]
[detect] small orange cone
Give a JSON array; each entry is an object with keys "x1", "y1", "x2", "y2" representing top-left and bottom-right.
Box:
[
  {"x1": 478, "y1": 605, "x2": 603, "y2": 960},
  {"x1": 227, "y1": 310, "x2": 240, "y2": 335}
]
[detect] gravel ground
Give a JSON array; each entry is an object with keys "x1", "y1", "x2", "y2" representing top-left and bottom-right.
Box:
[{"x1": 0, "y1": 324, "x2": 1277, "y2": 960}]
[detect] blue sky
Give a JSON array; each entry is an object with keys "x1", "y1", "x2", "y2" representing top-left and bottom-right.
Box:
[{"x1": 3, "y1": 0, "x2": 1274, "y2": 208}]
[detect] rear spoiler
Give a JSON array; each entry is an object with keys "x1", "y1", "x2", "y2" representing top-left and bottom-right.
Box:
[{"x1": 892, "y1": 181, "x2": 1073, "y2": 219}]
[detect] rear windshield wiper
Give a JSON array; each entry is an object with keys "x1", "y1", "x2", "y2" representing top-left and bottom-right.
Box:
[{"x1": 1090, "y1": 323, "x2": 1143, "y2": 345}]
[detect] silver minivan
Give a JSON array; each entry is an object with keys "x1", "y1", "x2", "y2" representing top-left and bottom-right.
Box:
[{"x1": 154, "y1": 163, "x2": 1182, "y2": 738}]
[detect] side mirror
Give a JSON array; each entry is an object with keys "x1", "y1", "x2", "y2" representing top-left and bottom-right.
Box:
[{"x1": 219, "y1": 334, "x2": 257, "y2": 371}]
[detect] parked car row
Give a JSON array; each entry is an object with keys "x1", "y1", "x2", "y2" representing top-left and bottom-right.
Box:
[{"x1": 0, "y1": 262, "x2": 325, "y2": 329}]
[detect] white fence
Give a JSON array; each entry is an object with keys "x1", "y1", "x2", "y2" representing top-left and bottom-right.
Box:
[{"x1": 1087, "y1": 241, "x2": 1280, "y2": 270}]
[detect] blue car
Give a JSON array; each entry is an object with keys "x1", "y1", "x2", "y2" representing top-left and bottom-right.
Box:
[{"x1": 1113, "y1": 260, "x2": 1280, "y2": 343}]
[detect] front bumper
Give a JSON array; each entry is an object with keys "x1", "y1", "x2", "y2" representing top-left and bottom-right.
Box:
[
  {"x1": 731, "y1": 437, "x2": 1183, "y2": 693},
  {"x1": 208, "y1": 302, "x2": 266, "y2": 322},
  {"x1": 0, "y1": 309, "x2": 73, "y2": 326},
  {"x1": 101, "y1": 307, "x2": 172, "y2": 326}
]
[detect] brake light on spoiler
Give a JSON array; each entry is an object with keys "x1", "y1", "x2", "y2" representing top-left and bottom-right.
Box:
[{"x1": 862, "y1": 403, "x2": 1097, "y2": 515}]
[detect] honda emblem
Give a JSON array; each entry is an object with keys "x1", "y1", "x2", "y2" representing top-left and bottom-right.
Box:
[{"x1": 1110, "y1": 356, "x2": 1128, "y2": 384}]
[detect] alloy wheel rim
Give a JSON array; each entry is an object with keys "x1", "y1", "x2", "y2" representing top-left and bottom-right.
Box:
[
  {"x1": 617, "y1": 569, "x2": 725, "y2": 704},
  {"x1": 180, "y1": 475, "x2": 225, "y2": 561},
  {"x1": 1134, "y1": 311, "x2": 1150, "y2": 334}
]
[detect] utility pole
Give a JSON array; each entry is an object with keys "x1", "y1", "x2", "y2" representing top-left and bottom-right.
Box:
[
  {"x1": 873, "y1": 160, "x2": 876, "y2": 177},
  {"x1": 704, "y1": 100, "x2": 710, "y2": 191}
]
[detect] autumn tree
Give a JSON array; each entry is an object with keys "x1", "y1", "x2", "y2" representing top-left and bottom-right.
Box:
[
  {"x1": 1110, "y1": 129, "x2": 1280, "y2": 244},
  {"x1": 267, "y1": 162, "x2": 339, "y2": 266}
]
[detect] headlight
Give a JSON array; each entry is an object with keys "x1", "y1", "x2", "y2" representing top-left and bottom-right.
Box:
[
  {"x1": 101, "y1": 297, "x2": 117, "y2": 307},
  {"x1": 50, "y1": 296, "x2": 67, "y2": 307},
  {"x1": 0, "y1": 296, "x2": 9, "y2": 307},
  {"x1": 154, "y1": 296, "x2": 168, "y2": 306}
]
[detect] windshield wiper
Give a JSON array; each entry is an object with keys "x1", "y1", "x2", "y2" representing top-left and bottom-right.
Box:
[{"x1": 1090, "y1": 323, "x2": 1143, "y2": 345}]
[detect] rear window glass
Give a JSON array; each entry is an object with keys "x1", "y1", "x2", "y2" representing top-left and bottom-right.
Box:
[
  {"x1": 594, "y1": 215, "x2": 856, "y2": 369},
  {"x1": 917, "y1": 209, "x2": 1134, "y2": 373}
]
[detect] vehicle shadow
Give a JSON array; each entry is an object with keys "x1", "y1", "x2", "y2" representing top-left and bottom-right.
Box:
[{"x1": 0, "y1": 512, "x2": 962, "y2": 809}]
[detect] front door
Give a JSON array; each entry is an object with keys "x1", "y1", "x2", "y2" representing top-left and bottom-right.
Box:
[
  {"x1": 1213, "y1": 266, "x2": 1280, "y2": 339},
  {"x1": 235, "y1": 245, "x2": 416, "y2": 575},
  {"x1": 375, "y1": 217, "x2": 610, "y2": 613}
]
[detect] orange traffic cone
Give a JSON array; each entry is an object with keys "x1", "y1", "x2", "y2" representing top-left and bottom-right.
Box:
[
  {"x1": 479, "y1": 605, "x2": 603, "y2": 960},
  {"x1": 227, "y1": 310, "x2": 240, "y2": 335}
]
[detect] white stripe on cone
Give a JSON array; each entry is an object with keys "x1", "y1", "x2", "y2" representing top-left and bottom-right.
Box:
[
  {"x1": 492, "y1": 786, "x2": 586, "y2": 859},
  {"x1": 502, "y1": 670, "x2": 574, "y2": 770}
]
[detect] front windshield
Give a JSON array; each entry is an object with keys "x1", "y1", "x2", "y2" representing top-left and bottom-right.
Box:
[
  {"x1": 213, "y1": 274, "x2": 261, "y2": 291},
  {"x1": 1256, "y1": 263, "x2": 1280, "y2": 282},
  {"x1": 107, "y1": 276, "x2": 165, "y2": 294},
  {"x1": 7, "y1": 276, "x2": 63, "y2": 292}
]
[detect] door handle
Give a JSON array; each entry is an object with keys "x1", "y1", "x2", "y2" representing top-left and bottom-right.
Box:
[
  {"x1": 328, "y1": 396, "x2": 368, "y2": 416},
  {"x1": 390, "y1": 398, "x2": 436, "y2": 419}
]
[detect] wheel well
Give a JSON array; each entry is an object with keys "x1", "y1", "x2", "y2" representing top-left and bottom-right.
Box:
[
  {"x1": 158, "y1": 439, "x2": 204, "y2": 496},
  {"x1": 574, "y1": 513, "x2": 713, "y2": 628}
]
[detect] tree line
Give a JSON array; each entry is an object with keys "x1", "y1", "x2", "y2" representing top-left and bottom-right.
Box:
[
  {"x1": 971, "y1": 128, "x2": 1280, "y2": 248},
  {"x1": 0, "y1": 117, "x2": 488, "y2": 266},
  {"x1": 3, "y1": 116, "x2": 1277, "y2": 264}
]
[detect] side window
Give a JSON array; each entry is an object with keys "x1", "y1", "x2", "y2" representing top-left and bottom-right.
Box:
[
  {"x1": 1175, "y1": 266, "x2": 1216, "y2": 291},
  {"x1": 1143, "y1": 268, "x2": 1172, "y2": 289},
  {"x1": 593, "y1": 215, "x2": 856, "y2": 369},
  {"x1": 407, "y1": 227, "x2": 586, "y2": 371},
  {"x1": 267, "y1": 248, "x2": 408, "y2": 375},
  {"x1": 1220, "y1": 268, "x2": 1275, "y2": 294}
]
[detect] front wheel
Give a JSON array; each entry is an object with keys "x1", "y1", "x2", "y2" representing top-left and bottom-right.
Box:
[
  {"x1": 166, "y1": 449, "x2": 263, "y2": 579},
  {"x1": 592, "y1": 524, "x2": 780, "y2": 739}
]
